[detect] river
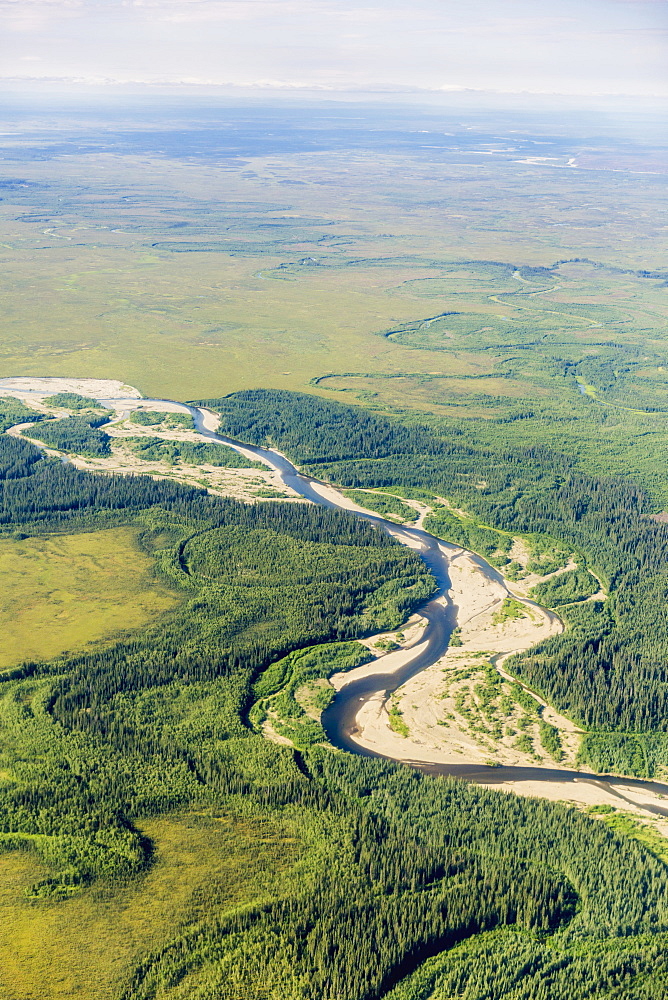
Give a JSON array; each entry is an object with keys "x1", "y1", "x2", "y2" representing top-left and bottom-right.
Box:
[
  {"x1": 180, "y1": 404, "x2": 668, "y2": 809},
  {"x1": 10, "y1": 389, "x2": 668, "y2": 809}
]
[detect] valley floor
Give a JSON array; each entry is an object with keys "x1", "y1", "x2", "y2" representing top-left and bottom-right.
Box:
[{"x1": 5, "y1": 376, "x2": 668, "y2": 842}]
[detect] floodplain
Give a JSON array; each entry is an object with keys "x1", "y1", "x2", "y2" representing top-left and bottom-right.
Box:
[
  {"x1": 2, "y1": 100, "x2": 668, "y2": 500},
  {"x1": 2, "y1": 98, "x2": 668, "y2": 1000}
]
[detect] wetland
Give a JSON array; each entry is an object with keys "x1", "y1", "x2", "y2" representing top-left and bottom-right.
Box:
[{"x1": 2, "y1": 97, "x2": 668, "y2": 1000}]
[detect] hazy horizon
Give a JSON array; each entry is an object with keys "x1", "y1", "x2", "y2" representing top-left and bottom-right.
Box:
[{"x1": 0, "y1": 0, "x2": 667, "y2": 99}]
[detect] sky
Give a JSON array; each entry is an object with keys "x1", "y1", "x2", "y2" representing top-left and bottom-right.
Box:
[{"x1": 0, "y1": 0, "x2": 667, "y2": 98}]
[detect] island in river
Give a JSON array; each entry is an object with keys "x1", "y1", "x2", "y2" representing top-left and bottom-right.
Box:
[{"x1": 3, "y1": 375, "x2": 668, "y2": 839}]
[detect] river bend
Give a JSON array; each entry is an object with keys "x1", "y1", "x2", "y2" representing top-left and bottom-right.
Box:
[
  {"x1": 10, "y1": 388, "x2": 668, "y2": 809},
  {"x1": 180, "y1": 404, "x2": 668, "y2": 809}
]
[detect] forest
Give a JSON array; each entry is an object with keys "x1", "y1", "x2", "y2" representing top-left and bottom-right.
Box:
[
  {"x1": 30, "y1": 412, "x2": 113, "y2": 457},
  {"x1": 198, "y1": 388, "x2": 668, "y2": 776},
  {"x1": 0, "y1": 395, "x2": 44, "y2": 434},
  {"x1": 2, "y1": 425, "x2": 668, "y2": 996}
]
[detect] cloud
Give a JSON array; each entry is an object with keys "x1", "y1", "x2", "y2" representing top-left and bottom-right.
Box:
[
  {"x1": 0, "y1": 0, "x2": 85, "y2": 6},
  {"x1": 0, "y1": 0, "x2": 666, "y2": 96},
  {"x1": 0, "y1": 0, "x2": 87, "y2": 33}
]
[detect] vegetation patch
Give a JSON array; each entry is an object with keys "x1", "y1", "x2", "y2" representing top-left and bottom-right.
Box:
[
  {"x1": 374, "y1": 637, "x2": 401, "y2": 652},
  {"x1": 424, "y1": 505, "x2": 513, "y2": 566},
  {"x1": 30, "y1": 414, "x2": 112, "y2": 456},
  {"x1": 122, "y1": 436, "x2": 263, "y2": 469},
  {"x1": 530, "y1": 567, "x2": 599, "y2": 607},
  {"x1": 129, "y1": 409, "x2": 194, "y2": 430},
  {"x1": 0, "y1": 527, "x2": 179, "y2": 670},
  {"x1": 43, "y1": 392, "x2": 102, "y2": 411},
  {"x1": 587, "y1": 806, "x2": 668, "y2": 866},
  {"x1": 538, "y1": 721, "x2": 564, "y2": 761},
  {"x1": 491, "y1": 598, "x2": 528, "y2": 625},
  {"x1": 341, "y1": 489, "x2": 419, "y2": 522},
  {"x1": 388, "y1": 695, "x2": 410, "y2": 737},
  {"x1": 524, "y1": 537, "x2": 572, "y2": 576},
  {"x1": 251, "y1": 641, "x2": 373, "y2": 747},
  {"x1": 576, "y1": 731, "x2": 668, "y2": 779},
  {"x1": 436, "y1": 661, "x2": 566, "y2": 762},
  {"x1": 0, "y1": 397, "x2": 43, "y2": 433}
]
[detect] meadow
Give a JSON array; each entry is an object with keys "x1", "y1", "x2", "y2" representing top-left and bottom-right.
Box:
[
  {"x1": 0, "y1": 527, "x2": 178, "y2": 669},
  {"x1": 0, "y1": 809, "x2": 302, "y2": 1000},
  {"x1": 2, "y1": 101, "x2": 668, "y2": 501}
]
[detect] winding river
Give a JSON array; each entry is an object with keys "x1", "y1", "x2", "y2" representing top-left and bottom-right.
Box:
[
  {"x1": 9, "y1": 387, "x2": 668, "y2": 812},
  {"x1": 184, "y1": 403, "x2": 668, "y2": 809}
]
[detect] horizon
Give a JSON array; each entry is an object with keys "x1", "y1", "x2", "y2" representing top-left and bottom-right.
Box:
[{"x1": 1, "y1": 0, "x2": 667, "y2": 99}]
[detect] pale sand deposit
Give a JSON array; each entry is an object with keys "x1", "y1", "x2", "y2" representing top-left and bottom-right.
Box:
[
  {"x1": 328, "y1": 538, "x2": 668, "y2": 828},
  {"x1": 196, "y1": 408, "x2": 222, "y2": 435},
  {"x1": 338, "y1": 545, "x2": 565, "y2": 767},
  {"x1": 329, "y1": 615, "x2": 433, "y2": 694},
  {"x1": 100, "y1": 417, "x2": 301, "y2": 500},
  {"x1": 312, "y1": 483, "x2": 583, "y2": 776},
  {"x1": 0, "y1": 377, "x2": 141, "y2": 399},
  {"x1": 494, "y1": 775, "x2": 668, "y2": 836},
  {"x1": 306, "y1": 482, "x2": 428, "y2": 551},
  {"x1": 109, "y1": 399, "x2": 192, "y2": 415},
  {"x1": 67, "y1": 449, "x2": 300, "y2": 504},
  {"x1": 305, "y1": 481, "x2": 373, "y2": 516},
  {"x1": 9, "y1": 377, "x2": 667, "y2": 829},
  {"x1": 505, "y1": 537, "x2": 606, "y2": 601},
  {"x1": 356, "y1": 614, "x2": 428, "y2": 659},
  {"x1": 7, "y1": 404, "x2": 302, "y2": 505},
  {"x1": 309, "y1": 484, "x2": 571, "y2": 765}
]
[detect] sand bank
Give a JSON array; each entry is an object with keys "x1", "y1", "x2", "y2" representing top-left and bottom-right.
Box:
[{"x1": 0, "y1": 376, "x2": 141, "y2": 399}]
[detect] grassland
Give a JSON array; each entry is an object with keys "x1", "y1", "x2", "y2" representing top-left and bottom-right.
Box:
[
  {"x1": 2, "y1": 109, "x2": 668, "y2": 503},
  {"x1": 0, "y1": 528, "x2": 178, "y2": 669},
  {"x1": 0, "y1": 810, "x2": 302, "y2": 1000},
  {"x1": 0, "y1": 116, "x2": 664, "y2": 403}
]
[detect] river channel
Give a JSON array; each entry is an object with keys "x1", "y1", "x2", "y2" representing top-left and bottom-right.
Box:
[
  {"x1": 182, "y1": 404, "x2": 668, "y2": 809},
  {"x1": 11, "y1": 388, "x2": 668, "y2": 810}
]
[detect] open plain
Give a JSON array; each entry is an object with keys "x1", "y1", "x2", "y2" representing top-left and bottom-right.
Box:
[{"x1": 2, "y1": 99, "x2": 668, "y2": 1000}]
